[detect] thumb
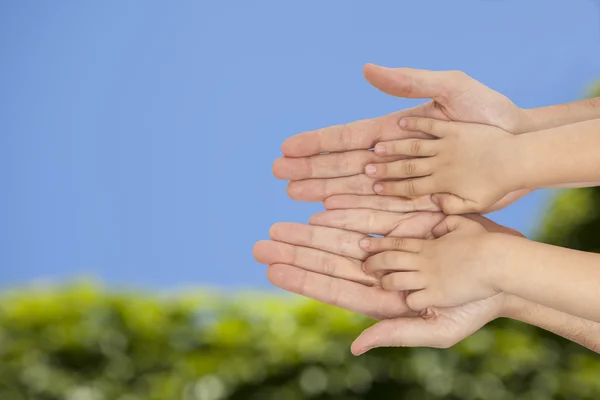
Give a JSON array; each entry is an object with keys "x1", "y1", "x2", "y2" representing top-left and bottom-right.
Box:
[
  {"x1": 431, "y1": 193, "x2": 478, "y2": 215},
  {"x1": 363, "y1": 64, "x2": 460, "y2": 101},
  {"x1": 431, "y1": 214, "x2": 482, "y2": 238},
  {"x1": 352, "y1": 316, "x2": 450, "y2": 355}
]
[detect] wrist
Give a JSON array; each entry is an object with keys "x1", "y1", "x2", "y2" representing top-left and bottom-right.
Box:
[
  {"x1": 512, "y1": 108, "x2": 538, "y2": 134},
  {"x1": 498, "y1": 293, "x2": 530, "y2": 320},
  {"x1": 479, "y1": 233, "x2": 511, "y2": 293},
  {"x1": 481, "y1": 233, "x2": 526, "y2": 295},
  {"x1": 497, "y1": 134, "x2": 529, "y2": 192}
]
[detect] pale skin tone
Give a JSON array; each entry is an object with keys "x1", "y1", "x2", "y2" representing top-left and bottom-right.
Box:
[
  {"x1": 274, "y1": 64, "x2": 600, "y2": 213},
  {"x1": 264, "y1": 64, "x2": 600, "y2": 353},
  {"x1": 253, "y1": 203, "x2": 600, "y2": 354},
  {"x1": 367, "y1": 117, "x2": 600, "y2": 213},
  {"x1": 362, "y1": 214, "x2": 600, "y2": 324}
]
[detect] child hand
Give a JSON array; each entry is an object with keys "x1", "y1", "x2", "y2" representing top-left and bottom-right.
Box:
[
  {"x1": 364, "y1": 117, "x2": 521, "y2": 214},
  {"x1": 360, "y1": 216, "x2": 506, "y2": 311}
]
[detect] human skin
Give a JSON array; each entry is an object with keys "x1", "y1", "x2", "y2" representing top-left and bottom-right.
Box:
[
  {"x1": 253, "y1": 205, "x2": 600, "y2": 355},
  {"x1": 362, "y1": 215, "x2": 600, "y2": 324},
  {"x1": 273, "y1": 64, "x2": 600, "y2": 212},
  {"x1": 365, "y1": 117, "x2": 600, "y2": 213}
]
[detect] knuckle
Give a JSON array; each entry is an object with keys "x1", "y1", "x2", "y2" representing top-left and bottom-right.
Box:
[
  {"x1": 337, "y1": 233, "x2": 352, "y2": 256},
  {"x1": 339, "y1": 210, "x2": 349, "y2": 229},
  {"x1": 367, "y1": 211, "x2": 377, "y2": 231},
  {"x1": 339, "y1": 124, "x2": 354, "y2": 149},
  {"x1": 406, "y1": 179, "x2": 418, "y2": 197},
  {"x1": 327, "y1": 277, "x2": 341, "y2": 305},
  {"x1": 392, "y1": 238, "x2": 405, "y2": 251},
  {"x1": 426, "y1": 119, "x2": 435, "y2": 134},
  {"x1": 404, "y1": 161, "x2": 415, "y2": 177},
  {"x1": 410, "y1": 140, "x2": 421, "y2": 156},
  {"x1": 405, "y1": 74, "x2": 416, "y2": 97},
  {"x1": 322, "y1": 254, "x2": 338, "y2": 277}
]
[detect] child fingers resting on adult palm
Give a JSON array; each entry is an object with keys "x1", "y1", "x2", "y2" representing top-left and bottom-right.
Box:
[
  {"x1": 365, "y1": 117, "x2": 600, "y2": 214},
  {"x1": 360, "y1": 215, "x2": 600, "y2": 324}
]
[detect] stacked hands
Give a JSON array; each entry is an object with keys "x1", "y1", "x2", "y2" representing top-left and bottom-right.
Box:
[{"x1": 254, "y1": 64, "x2": 600, "y2": 355}]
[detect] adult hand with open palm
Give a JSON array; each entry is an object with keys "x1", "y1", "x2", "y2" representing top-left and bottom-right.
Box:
[
  {"x1": 253, "y1": 209, "x2": 513, "y2": 353},
  {"x1": 273, "y1": 64, "x2": 533, "y2": 213}
]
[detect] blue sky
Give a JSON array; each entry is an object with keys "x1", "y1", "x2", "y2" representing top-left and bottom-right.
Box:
[{"x1": 1, "y1": 0, "x2": 599, "y2": 288}]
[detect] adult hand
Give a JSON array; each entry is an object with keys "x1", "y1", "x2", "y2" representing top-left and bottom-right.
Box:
[
  {"x1": 273, "y1": 64, "x2": 533, "y2": 211},
  {"x1": 253, "y1": 208, "x2": 522, "y2": 353}
]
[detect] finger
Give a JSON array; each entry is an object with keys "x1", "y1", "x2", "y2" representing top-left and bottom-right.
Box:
[
  {"x1": 365, "y1": 159, "x2": 435, "y2": 180},
  {"x1": 374, "y1": 139, "x2": 439, "y2": 157},
  {"x1": 431, "y1": 215, "x2": 483, "y2": 238},
  {"x1": 352, "y1": 293, "x2": 505, "y2": 354},
  {"x1": 273, "y1": 151, "x2": 407, "y2": 180},
  {"x1": 431, "y1": 193, "x2": 480, "y2": 215},
  {"x1": 323, "y1": 194, "x2": 440, "y2": 212},
  {"x1": 268, "y1": 222, "x2": 369, "y2": 260},
  {"x1": 266, "y1": 264, "x2": 413, "y2": 320},
  {"x1": 373, "y1": 177, "x2": 437, "y2": 198},
  {"x1": 281, "y1": 106, "x2": 437, "y2": 157},
  {"x1": 252, "y1": 240, "x2": 376, "y2": 285},
  {"x1": 359, "y1": 237, "x2": 425, "y2": 253},
  {"x1": 351, "y1": 317, "x2": 446, "y2": 355},
  {"x1": 399, "y1": 117, "x2": 455, "y2": 138},
  {"x1": 323, "y1": 194, "x2": 440, "y2": 213},
  {"x1": 363, "y1": 251, "x2": 420, "y2": 275},
  {"x1": 309, "y1": 209, "x2": 445, "y2": 239},
  {"x1": 309, "y1": 209, "x2": 415, "y2": 235},
  {"x1": 287, "y1": 174, "x2": 376, "y2": 202},
  {"x1": 380, "y1": 272, "x2": 426, "y2": 292},
  {"x1": 363, "y1": 64, "x2": 468, "y2": 102},
  {"x1": 406, "y1": 290, "x2": 433, "y2": 312}
]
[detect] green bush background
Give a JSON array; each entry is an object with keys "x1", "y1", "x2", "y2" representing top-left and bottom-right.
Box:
[{"x1": 2, "y1": 86, "x2": 599, "y2": 400}]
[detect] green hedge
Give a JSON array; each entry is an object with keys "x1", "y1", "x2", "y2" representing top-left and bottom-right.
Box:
[{"x1": 0, "y1": 282, "x2": 599, "y2": 400}]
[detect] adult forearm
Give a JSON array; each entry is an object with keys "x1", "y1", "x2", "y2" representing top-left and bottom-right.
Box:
[
  {"x1": 494, "y1": 235, "x2": 600, "y2": 323},
  {"x1": 501, "y1": 295, "x2": 600, "y2": 353},
  {"x1": 509, "y1": 119, "x2": 600, "y2": 189},
  {"x1": 522, "y1": 97, "x2": 600, "y2": 133}
]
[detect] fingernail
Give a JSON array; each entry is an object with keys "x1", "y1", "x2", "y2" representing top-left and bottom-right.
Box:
[
  {"x1": 359, "y1": 238, "x2": 371, "y2": 249},
  {"x1": 365, "y1": 165, "x2": 376, "y2": 175},
  {"x1": 399, "y1": 119, "x2": 408, "y2": 127},
  {"x1": 374, "y1": 184, "x2": 383, "y2": 193},
  {"x1": 374, "y1": 144, "x2": 386, "y2": 154}
]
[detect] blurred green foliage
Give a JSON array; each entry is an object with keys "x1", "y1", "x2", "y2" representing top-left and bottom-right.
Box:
[
  {"x1": 0, "y1": 281, "x2": 599, "y2": 400},
  {"x1": 2, "y1": 86, "x2": 600, "y2": 400}
]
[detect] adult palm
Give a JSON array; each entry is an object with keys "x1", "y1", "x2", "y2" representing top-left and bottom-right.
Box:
[
  {"x1": 253, "y1": 208, "x2": 513, "y2": 354},
  {"x1": 273, "y1": 64, "x2": 532, "y2": 213}
]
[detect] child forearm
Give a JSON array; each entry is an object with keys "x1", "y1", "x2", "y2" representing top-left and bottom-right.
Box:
[
  {"x1": 509, "y1": 119, "x2": 600, "y2": 189},
  {"x1": 522, "y1": 97, "x2": 600, "y2": 133},
  {"x1": 502, "y1": 294, "x2": 600, "y2": 353},
  {"x1": 494, "y1": 235, "x2": 600, "y2": 323}
]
